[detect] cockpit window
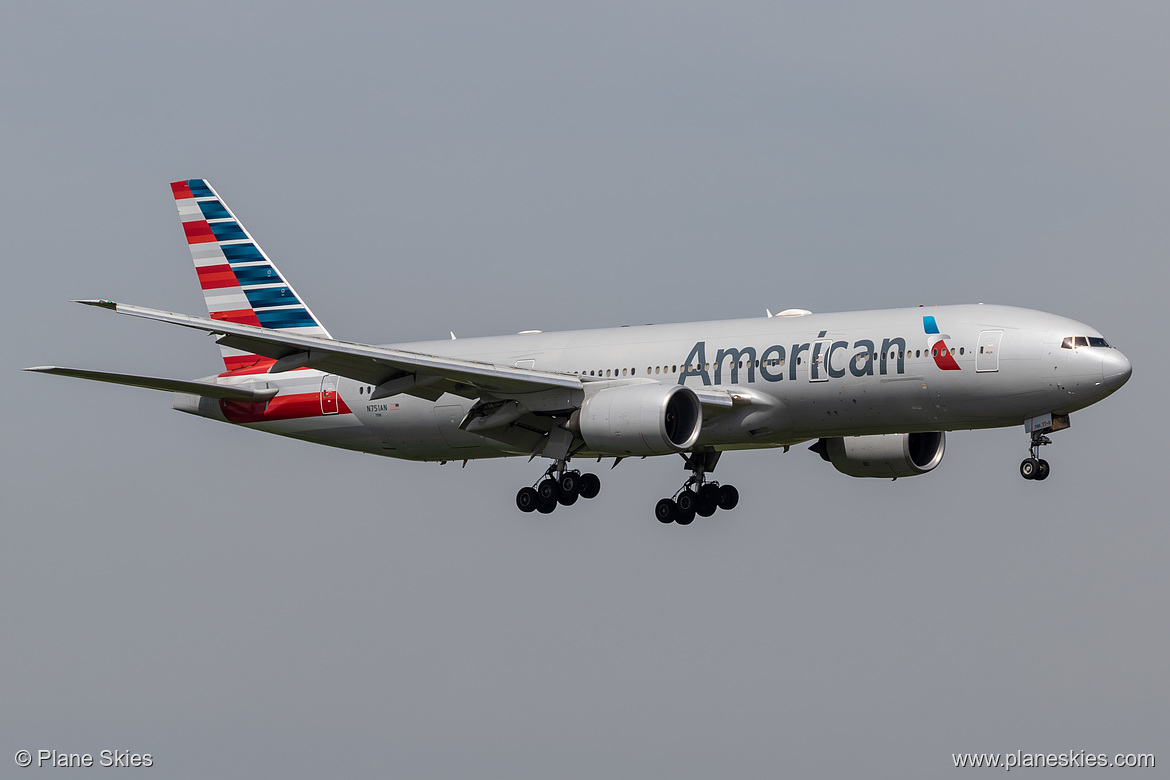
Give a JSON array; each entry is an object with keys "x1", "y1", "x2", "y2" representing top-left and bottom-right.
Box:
[{"x1": 1062, "y1": 335, "x2": 1112, "y2": 349}]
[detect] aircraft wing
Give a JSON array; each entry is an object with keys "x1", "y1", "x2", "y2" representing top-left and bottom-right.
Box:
[
  {"x1": 73, "y1": 300, "x2": 744, "y2": 412},
  {"x1": 75, "y1": 299, "x2": 587, "y2": 401}
]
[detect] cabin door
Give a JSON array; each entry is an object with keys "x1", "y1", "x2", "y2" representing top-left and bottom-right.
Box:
[{"x1": 976, "y1": 330, "x2": 1003, "y2": 372}]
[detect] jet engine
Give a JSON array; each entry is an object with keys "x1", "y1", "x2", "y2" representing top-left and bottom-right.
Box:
[
  {"x1": 571, "y1": 383, "x2": 702, "y2": 456},
  {"x1": 810, "y1": 432, "x2": 946, "y2": 478}
]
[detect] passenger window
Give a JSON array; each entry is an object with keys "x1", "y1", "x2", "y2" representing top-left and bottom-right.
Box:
[
  {"x1": 959, "y1": 347, "x2": 964, "y2": 355},
  {"x1": 915, "y1": 350, "x2": 920, "y2": 358}
]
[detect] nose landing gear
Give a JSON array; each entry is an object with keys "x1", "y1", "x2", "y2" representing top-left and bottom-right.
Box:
[
  {"x1": 1020, "y1": 413, "x2": 1070, "y2": 481},
  {"x1": 1020, "y1": 432, "x2": 1051, "y2": 481},
  {"x1": 655, "y1": 450, "x2": 739, "y2": 525},
  {"x1": 515, "y1": 460, "x2": 601, "y2": 514}
]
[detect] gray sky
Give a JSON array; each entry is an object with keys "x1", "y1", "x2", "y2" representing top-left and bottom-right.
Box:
[{"x1": 2, "y1": 2, "x2": 1167, "y2": 777}]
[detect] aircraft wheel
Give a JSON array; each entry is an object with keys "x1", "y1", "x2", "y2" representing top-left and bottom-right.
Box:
[
  {"x1": 538, "y1": 478, "x2": 560, "y2": 502},
  {"x1": 676, "y1": 505, "x2": 696, "y2": 525},
  {"x1": 516, "y1": 487, "x2": 540, "y2": 513},
  {"x1": 699, "y1": 483, "x2": 721, "y2": 506},
  {"x1": 536, "y1": 497, "x2": 557, "y2": 514},
  {"x1": 559, "y1": 471, "x2": 581, "y2": 497},
  {"x1": 1020, "y1": 458, "x2": 1038, "y2": 480},
  {"x1": 1035, "y1": 459, "x2": 1050, "y2": 481},
  {"x1": 558, "y1": 488, "x2": 579, "y2": 506},
  {"x1": 696, "y1": 499, "x2": 718, "y2": 517},
  {"x1": 655, "y1": 498, "x2": 678, "y2": 524},
  {"x1": 676, "y1": 489, "x2": 700, "y2": 516},
  {"x1": 578, "y1": 472, "x2": 601, "y2": 499},
  {"x1": 718, "y1": 484, "x2": 739, "y2": 511}
]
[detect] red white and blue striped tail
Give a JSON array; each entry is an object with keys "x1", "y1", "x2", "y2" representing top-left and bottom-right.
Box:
[{"x1": 171, "y1": 179, "x2": 331, "y2": 374}]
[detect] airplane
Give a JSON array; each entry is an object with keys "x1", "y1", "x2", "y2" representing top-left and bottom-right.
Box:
[{"x1": 26, "y1": 179, "x2": 1133, "y2": 525}]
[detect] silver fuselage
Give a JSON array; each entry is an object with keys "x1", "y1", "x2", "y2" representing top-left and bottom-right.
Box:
[{"x1": 175, "y1": 303, "x2": 1131, "y2": 461}]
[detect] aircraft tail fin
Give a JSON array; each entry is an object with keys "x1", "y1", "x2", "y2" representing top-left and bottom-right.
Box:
[{"x1": 171, "y1": 179, "x2": 331, "y2": 374}]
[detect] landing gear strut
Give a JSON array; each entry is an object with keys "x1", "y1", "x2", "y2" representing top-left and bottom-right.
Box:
[
  {"x1": 1020, "y1": 413, "x2": 1071, "y2": 482},
  {"x1": 1020, "y1": 432, "x2": 1051, "y2": 481},
  {"x1": 655, "y1": 450, "x2": 739, "y2": 525},
  {"x1": 515, "y1": 460, "x2": 601, "y2": 514}
]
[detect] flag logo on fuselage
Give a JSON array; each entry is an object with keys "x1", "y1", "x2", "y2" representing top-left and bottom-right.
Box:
[{"x1": 923, "y1": 316, "x2": 961, "y2": 370}]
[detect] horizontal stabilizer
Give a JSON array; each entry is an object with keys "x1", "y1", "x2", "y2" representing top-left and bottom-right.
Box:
[{"x1": 24, "y1": 366, "x2": 278, "y2": 401}]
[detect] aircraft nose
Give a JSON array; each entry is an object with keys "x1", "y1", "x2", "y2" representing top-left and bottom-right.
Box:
[{"x1": 1100, "y1": 349, "x2": 1132, "y2": 391}]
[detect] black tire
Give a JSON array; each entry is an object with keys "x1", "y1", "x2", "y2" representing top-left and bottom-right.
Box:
[
  {"x1": 1035, "y1": 459, "x2": 1050, "y2": 481},
  {"x1": 558, "y1": 488, "x2": 579, "y2": 506},
  {"x1": 536, "y1": 497, "x2": 557, "y2": 514},
  {"x1": 696, "y1": 499, "x2": 717, "y2": 517},
  {"x1": 516, "y1": 487, "x2": 540, "y2": 513},
  {"x1": 578, "y1": 472, "x2": 601, "y2": 499},
  {"x1": 655, "y1": 498, "x2": 678, "y2": 523},
  {"x1": 676, "y1": 489, "x2": 700, "y2": 515},
  {"x1": 538, "y1": 479, "x2": 560, "y2": 502},
  {"x1": 1020, "y1": 458, "x2": 1038, "y2": 480},
  {"x1": 718, "y1": 484, "x2": 739, "y2": 511},
  {"x1": 559, "y1": 471, "x2": 581, "y2": 497},
  {"x1": 676, "y1": 505, "x2": 696, "y2": 525},
  {"x1": 699, "y1": 483, "x2": 721, "y2": 506}
]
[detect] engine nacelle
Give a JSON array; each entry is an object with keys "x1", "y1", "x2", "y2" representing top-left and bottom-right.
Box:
[
  {"x1": 812, "y1": 432, "x2": 945, "y2": 478},
  {"x1": 572, "y1": 383, "x2": 702, "y2": 456}
]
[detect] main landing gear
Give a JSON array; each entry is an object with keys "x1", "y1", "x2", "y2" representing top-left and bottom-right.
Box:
[
  {"x1": 654, "y1": 450, "x2": 739, "y2": 525},
  {"x1": 515, "y1": 460, "x2": 601, "y2": 514},
  {"x1": 1020, "y1": 431, "x2": 1051, "y2": 481}
]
